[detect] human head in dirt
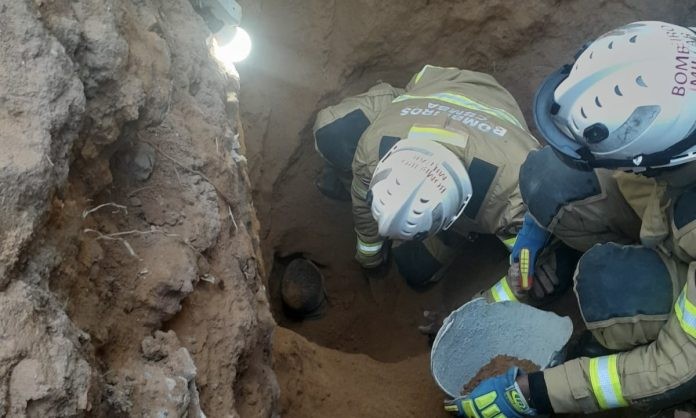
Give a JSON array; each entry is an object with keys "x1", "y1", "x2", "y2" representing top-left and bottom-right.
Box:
[
  {"x1": 280, "y1": 258, "x2": 327, "y2": 319},
  {"x1": 313, "y1": 65, "x2": 552, "y2": 290},
  {"x1": 449, "y1": 21, "x2": 696, "y2": 418}
]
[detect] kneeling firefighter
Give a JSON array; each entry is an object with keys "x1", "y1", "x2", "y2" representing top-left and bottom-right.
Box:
[
  {"x1": 451, "y1": 21, "x2": 696, "y2": 417},
  {"x1": 313, "y1": 65, "x2": 542, "y2": 289}
]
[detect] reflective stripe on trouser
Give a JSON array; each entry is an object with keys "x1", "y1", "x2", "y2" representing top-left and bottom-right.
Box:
[
  {"x1": 393, "y1": 92, "x2": 524, "y2": 128},
  {"x1": 357, "y1": 239, "x2": 382, "y2": 256},
  {"x1": 675, "y1": 286, "x2": 696, "y2": 338},
  {"x1": 491, "y1": 276, "x2": 517, "y2": 302},
  {"x1": 589, "y1": 355, "x2": 628, "y2": 409}
]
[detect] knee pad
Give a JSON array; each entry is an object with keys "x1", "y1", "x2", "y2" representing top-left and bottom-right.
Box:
[
  {"x1": 520, "y1": 147, "x2": 601, "y2": 228},
  {"x1": 575, "y1": 243, "x2": 674, "y2": 325},
  {"x1": 392, "y1": 240, "x2": 443, "y2": 289}
]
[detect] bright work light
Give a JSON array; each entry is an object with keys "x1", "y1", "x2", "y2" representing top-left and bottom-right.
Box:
[
  {"x1": 195, "y1": 0, "x2": 252, "y2": 69},
  {"x1": 213, "y1": 25, "x2": 252, "y2": 66}
]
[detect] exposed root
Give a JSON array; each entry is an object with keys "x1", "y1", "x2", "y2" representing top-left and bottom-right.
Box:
[
  {"x1": 83, "y1": 227, "x2": 196, "y2": 259},
  {"x1": 127, "y1": 186, "x2": 154, "y2": 197},
  {"x1": 228, "y1": 205, "x2": 238, "y2": 233},
  {"x1": 145, "y1": 142, "x2": 235, "y2": 203},
  {"x1": 144, "y1": 141, "x2": 240, "y2": 232},
  {"x1": 82, "y1": 203, "x2": 128, "y2": 219},
  {"x1": 83, "y1": 228, "x2": 141, "y2": 258}
]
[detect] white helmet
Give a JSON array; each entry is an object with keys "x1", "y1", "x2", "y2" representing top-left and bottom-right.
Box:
[
  {"x1": 534, "y1": 21, "x2": 696, "y2": 170},
  {"x1": 369, "y1": 138, "x2": 472, "y2": 241}
]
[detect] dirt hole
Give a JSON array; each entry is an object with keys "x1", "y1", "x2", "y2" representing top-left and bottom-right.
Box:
[{"x1": 237, "y1": 1, "x2": 693, "y2": 417}]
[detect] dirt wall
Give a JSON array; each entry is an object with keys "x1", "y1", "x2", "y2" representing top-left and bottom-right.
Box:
[{"x1": 0, "y1": 0, "x2": 277, "y2": 416}]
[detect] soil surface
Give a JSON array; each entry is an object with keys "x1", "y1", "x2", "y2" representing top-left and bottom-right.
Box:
[
  {"x1": 3, "y1": 0, "x2": 693, "y2": 417},
  {"x1": 462, "y1": 355, "x2": 540, "y2": 395},
  {"x1": 274, "y1": 327, "x2": 448, "y2": 418},
  {"x1": 238, "y1": 0, "x2": 696, "y2": 417}
]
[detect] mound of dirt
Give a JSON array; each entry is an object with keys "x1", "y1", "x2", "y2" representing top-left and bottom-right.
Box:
[{"x1": 274, "y1": 327, "x2": 448, "y2": 418}]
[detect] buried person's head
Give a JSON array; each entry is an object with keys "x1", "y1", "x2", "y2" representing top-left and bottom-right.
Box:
[{"x1": 281, "y1": 258, "x2": 327, "y2": 319}]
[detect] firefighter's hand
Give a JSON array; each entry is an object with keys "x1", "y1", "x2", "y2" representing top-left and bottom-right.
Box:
[
  {"x1": 510, "y1": 213, "x2": 550, "y2": 290},
  {"x1": 444, "y1": 368, "x2": 537, "y2": 417},
  {"x1": 507, "y1": 260, "x2": 558, "y2": 300}
]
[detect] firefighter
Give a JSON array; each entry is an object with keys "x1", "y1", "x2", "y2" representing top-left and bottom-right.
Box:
[{"x1": 450, "y1": 21, "x2": 696, "y2": 417}]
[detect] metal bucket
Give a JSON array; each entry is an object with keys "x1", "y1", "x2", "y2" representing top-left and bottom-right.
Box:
[{"x1": 430, "y1": 298, "x2": 573, "y2": 398}]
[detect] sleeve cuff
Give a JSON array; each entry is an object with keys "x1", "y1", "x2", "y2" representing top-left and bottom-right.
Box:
[
  {"x1": 528, "y1": 372, "x2": 553, "y2": 415},
  {"x1": 543, "y1": 360, "x2": 597, "y2": 414}
]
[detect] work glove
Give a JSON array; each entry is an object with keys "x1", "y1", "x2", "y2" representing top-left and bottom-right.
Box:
[
  {"x1": 510, "y1": 213, "x2": 550, "y2": 291},
  {"x1": 444, "y1": 367, "x2": 537, "y2": 417},
  {"x1": 507, "y1": 256, "x2": 557, "y2": 301},
  {"x1": 507, "y1": 241, "x2": 581, "y2": 304}
]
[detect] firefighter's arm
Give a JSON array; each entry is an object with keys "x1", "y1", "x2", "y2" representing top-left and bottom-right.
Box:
[
  {"x1": 537, "y1": 265, "x2": 696, "y2": 414},
  {"x1": 351, "y1": 167, "x2": 385, "y2": 269}
]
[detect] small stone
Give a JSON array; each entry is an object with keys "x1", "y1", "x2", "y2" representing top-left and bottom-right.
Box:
[
  {"x1": 130, "y1": 143, "x2": 156, "y2": 181},
  {"x1": 129, "y1": 196, "x2": 142, "y2": 207},
  {"x1": 197, "y1": 256, "x2": 210, "y2": 275},
  {"x1": 170, "y1": 348, "x2": 197, "y2": 381},
  {"x1": 164, "y1": 377, "x2": 176, "y2": 391}
]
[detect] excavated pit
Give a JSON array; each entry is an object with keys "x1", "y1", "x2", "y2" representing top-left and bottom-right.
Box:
[
  {"x1": 1, "y1": 1, "x2": 695, "y2": 417},
  {"x1": 237, "y1": 1, "x2": 695, "y2": 417}
]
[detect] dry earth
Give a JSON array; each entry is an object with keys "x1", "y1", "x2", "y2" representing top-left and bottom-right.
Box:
[
  {"x1": 238, "y1": 1, "x2": 696, "y2": 417},
  {"x1": 2, "y1": 0, "x2": 696, "y2": 417},
  {"x1": 0, "y1": 0, "x2": 275, "y2": 416}
]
